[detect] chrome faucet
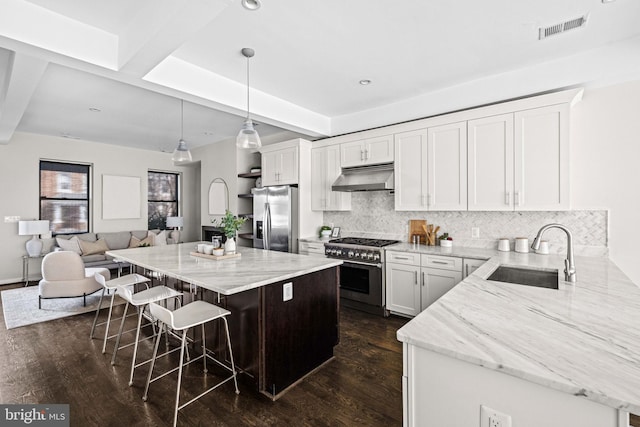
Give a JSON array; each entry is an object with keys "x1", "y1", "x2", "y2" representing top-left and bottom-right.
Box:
[{"x1": 531, "y1": 223, "x2": 576, "y2": 283}]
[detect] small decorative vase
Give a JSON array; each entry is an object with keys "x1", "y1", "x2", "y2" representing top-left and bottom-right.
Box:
[{"x1": 224, "y1": 236, "x2": 236, "y2": 255}]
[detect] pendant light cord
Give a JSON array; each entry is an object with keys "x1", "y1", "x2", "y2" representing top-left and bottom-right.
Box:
[
  {"x1": 246, "y1": 56, "x2": 251, "y2": 120},
  {"x1": 180, "y1": 99, "x2": 184, "y2": 139}
]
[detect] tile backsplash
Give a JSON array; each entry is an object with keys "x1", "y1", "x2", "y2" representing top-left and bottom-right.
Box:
[{"x1": 324, "y1": 192, "x2": 608, "y2": 256}]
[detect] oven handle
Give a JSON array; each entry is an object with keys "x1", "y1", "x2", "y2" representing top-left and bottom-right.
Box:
[{"x1": 340, "y1": 260, "x2": 382, "y2": 269}]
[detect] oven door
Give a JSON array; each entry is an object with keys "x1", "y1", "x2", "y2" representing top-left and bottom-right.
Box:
[{"x1": 339, "y1": 260, "x2": 383, "y2": 307}]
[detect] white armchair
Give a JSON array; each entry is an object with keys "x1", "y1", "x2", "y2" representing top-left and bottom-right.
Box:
[{"x1": 38, "y1": 251, "x2": 111, "y2": 309}]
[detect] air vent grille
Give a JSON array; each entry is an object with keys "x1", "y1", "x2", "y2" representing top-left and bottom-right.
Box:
[{"x1": 539, "y1": 14, "x2": 588, "y2": 40}]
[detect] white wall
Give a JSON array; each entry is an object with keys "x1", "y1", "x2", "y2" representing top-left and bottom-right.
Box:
[
  {"x1": 0, "y1": 132, "x2": 199, "y2": 284},
  {"x1": 570, "y1": 80, "x2": 640, "y2": 285}
]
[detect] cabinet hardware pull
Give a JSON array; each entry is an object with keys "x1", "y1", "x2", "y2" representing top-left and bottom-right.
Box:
[
  {"x1": 432, "y1": 260, "x2": 448, "y2": 265},
  {"x1": 365, "y1": 149, "x2": 369, "y2": 160},
  {"x1": 395, "y1": 256, "x2": 410, "y2": 260},
  {"x1": 505, "y1": 191, "x2": 510, "y2": 205},
  {"x1": 414, "y1": 271, "x2": 418, "y2": 284},
  {"x1": 360, "y1": 150, "x2": 365, "y2": 161},
  {"x1": 422, "y1": 271, "x2": 425, "y2": 286},
  {"x1": 466, "y1": 265, "x2": 469, "y2": 276},
  {"x1": 515, "y1": 191, "x2": 521, "y2": 206}
]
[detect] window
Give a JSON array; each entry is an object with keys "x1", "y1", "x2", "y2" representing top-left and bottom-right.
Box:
[
  {"x1": 40, "y1": 161, "x2": 90, "y2": 235},
  {"x1": 148, "y1": 171, "x2": 179, "y2": 230}
]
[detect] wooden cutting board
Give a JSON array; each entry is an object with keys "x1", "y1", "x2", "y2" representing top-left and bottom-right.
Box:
[{"x1": 408, "y1": 219, "x2": 427, "y2": 244}]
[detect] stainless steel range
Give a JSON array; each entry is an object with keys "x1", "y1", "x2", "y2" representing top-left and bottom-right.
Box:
[{"x1": 324, "y1": 237, "x2": 399, "y2": 316}]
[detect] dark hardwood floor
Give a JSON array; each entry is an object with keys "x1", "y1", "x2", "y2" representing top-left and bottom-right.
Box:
[
  {"x1": 3, "y1": 282, "x2": 639, "y2": 427},
  {"x1": 0, "y1": 283, "x2": 408, "y2": 426}
]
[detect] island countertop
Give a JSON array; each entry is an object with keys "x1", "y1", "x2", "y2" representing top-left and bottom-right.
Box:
[
  {"x1": 396, "y1": 250, "x2": 640, "y2": 414},
  {"x1": 107, "y1": 243, "x2": 342, "y2": 295}
]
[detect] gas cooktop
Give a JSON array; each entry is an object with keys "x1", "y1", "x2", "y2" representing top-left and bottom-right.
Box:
[{"x1": 328, "y1": 237, "x2": 399, "y2": 248}]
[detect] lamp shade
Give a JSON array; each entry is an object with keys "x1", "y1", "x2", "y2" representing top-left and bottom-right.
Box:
[
  {"x1": 171, "y1": 140, "x2": 192, "y2": 164},
  {"x1": 18, "y1": 220, "x2": 50, "y2": 236},
  {"x1": 166, "y1": 216, "x2": 184, "y2": 228},
  {"x1": 236, "y1": 119, "x2": 261, "y2": 149}
]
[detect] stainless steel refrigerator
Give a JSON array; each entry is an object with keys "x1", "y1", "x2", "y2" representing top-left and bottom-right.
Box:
[{"x1": 252, "y1": 186, "x2": 299, "y2": 253}]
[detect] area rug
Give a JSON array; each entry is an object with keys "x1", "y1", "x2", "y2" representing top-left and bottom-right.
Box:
[{"x1": 1, "y1": 286, "x2": 123, "y2": 330}]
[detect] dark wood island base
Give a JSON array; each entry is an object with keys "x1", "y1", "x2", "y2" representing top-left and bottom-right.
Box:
[{"x1": 205, "y1": 266, "x2": 340, "y2": 400}]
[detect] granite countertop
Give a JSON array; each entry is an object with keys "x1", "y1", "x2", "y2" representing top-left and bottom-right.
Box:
[
  {"x1": 396, "y1": 249, "x2": 640, "y2": 413},
  {"x1": 107, "y1": 243, "x2": 342, "y2": 295}
]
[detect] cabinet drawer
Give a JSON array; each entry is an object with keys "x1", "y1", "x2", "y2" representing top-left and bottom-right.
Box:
[
  {"x1": 386, "y1": 250, "x2": 420, "y2": 265},
  {"x1": 299, "y1": 241, "x2": 326, "y2": 255},
  {"x1": 421, "y1": 255, "x2": 462, "y2": 272}
]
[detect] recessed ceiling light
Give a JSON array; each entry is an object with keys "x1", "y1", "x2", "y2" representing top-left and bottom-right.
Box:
[
  {"x1": 88, "y1": 107, "x2": 101, "y2": 112},
  {"x1": 204, "y1": 131, "x2": 215, "y2": 136},
  {"x1": 242, "y1": 0, "x2": 261, "y2": 10},
  {"x1": 61, "y1": 133, "x2": 80, "y2": 139},
  {"x1": 359, "y1": 79, "x2": 372, "y2": 85},
  {"x1": 601, "y1": 0, "x2": 616, "y2": 3}
]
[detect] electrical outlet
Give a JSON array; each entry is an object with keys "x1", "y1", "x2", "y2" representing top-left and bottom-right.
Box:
[
  {"x1": 480, "y1": 405, "x2": 511, "y2": 427},
  {"x1": 472, "y1": 227, "x2": 480, "y2": 238},
  {"x1": 283, "y1": 282, "x2": 293, "y2": 302}
]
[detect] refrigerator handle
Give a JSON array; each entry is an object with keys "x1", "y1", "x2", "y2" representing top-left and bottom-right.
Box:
[{"x1": 264, "y1": 202, "x2": 271, "y2": 250}]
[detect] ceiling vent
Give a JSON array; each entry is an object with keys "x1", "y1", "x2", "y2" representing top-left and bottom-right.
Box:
[{"x1": 539, "y1": 14, "x2": 588, "y2": 40}]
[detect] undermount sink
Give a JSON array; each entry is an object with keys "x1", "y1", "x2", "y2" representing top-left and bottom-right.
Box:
[{"x1": 487, "y1": 266, "x2": 559, "y2": 289}]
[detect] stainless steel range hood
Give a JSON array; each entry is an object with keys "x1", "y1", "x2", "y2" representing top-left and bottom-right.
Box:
[{"x1": 331, "y1": 163, "x2": 394, "y2": 192}]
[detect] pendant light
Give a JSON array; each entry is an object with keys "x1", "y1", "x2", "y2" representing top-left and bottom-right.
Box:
[
  {"x1": 236, "y1": 47, "x2": 261, "y2": 149},
  {"x1": 172, "y1": 99, "x2": 192, "y2": 163}
]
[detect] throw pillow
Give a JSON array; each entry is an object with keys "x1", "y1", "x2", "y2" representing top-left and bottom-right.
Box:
[
  {"x1": 78, "y1": 238, "x2": 109, "y2": 256},
  {"x1": 129, "y1": 236, "x2": 141, "y2": 248},
  {"x1": 149, "y1": 230, "x2": 167, "y2": 246},
  {"x1": 56, "y1": 236, "x2": 82, "y2": 255}
]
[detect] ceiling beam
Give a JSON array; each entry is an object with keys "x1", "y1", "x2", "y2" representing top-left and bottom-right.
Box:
[
  {"x1": 0, "y1": 51, "x2": 48, "y2": 144},
  {"x1": 118, "y1": 0, "x2": 234, "y2": 77}
]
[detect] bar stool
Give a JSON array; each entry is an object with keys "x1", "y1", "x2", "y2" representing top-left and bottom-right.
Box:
[
  {"x1": 111, "y1": 283, "x2": 183, "y2": 386},
  {"x1": 90, "y1": 273, "x2": 151, "y2": 353},
  {"x1": 142, "y1": 300, "x2": 240, "y2": 427}
]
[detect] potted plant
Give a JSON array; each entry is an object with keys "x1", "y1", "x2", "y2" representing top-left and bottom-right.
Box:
[
  {"x1": 212, "y1": 210, "x2": 247, "y2": 254},
  {"x1": 438, "y1": 232, "x2": 453, "y2": 247},
  {"x1": 319, "y1": 225, "x2": 332, "y2": 239}
]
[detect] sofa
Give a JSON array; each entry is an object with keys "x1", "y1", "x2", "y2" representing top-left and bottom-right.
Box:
[{"x1": 54, "y1": 229, "x2": 177, "y2": 270}]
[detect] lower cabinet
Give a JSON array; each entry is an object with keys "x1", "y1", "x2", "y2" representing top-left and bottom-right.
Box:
[
  {"x1": 386, "y1": 251, "x2": 463, "y2": 317},
  {"x1": 463, "y1": 258, "x2": 486, "y2": 278}
]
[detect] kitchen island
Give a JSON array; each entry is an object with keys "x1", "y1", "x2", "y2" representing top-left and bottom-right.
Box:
[
  {"x1": 396, "y1": 248, "x2": 640, "y2": 426},
  {"x1": 107, "y1": 243, "x2": 342, "y2": 400}
]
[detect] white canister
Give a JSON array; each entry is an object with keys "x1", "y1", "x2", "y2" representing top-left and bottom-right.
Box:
[
  {"x1": 515, "y1": 237, "x2": 529, "y2": 253},
  {"x1": 197, "y1": 243, "x2": 206, "y2": 253},
  {"x1": 498, "y1": 238, "x2": 510, "y2": 252},
  {"x1": 536, "y1": 240, "x2": 550, "y2": 255}
]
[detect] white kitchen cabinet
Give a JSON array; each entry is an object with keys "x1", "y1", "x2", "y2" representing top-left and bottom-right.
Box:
[
  {"x1": 386, "y1": 261, "x2": 421, "y2": 317},
  {"x1": 394, "y1": 122, "x2": 467, "y2": 211},
  {"x1": 463, "y1": 258, "x2": 486, "y2": 278},
  {"x1": 311, "y1": 145, "x2": 351, "y2": 211},
  {"x1": 468, "y1": 104, "x2": 569, "y2": 211},
  {"x1": 298, "y1": 240, "x2": 326, "y2": 257},
  {"x1": 386, "y1": 251, "x2": 462, "y2": 317},
  {"x1": 340, "y1": 135, "x2": 394, "y2": 167},
  {"x1": 261, "y1": 146, "x2": 299, "y2": 186}
]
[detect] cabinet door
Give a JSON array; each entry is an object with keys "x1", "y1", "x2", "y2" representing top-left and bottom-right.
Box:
[
  {"x1": 311, "y1": 146, "x2": 351, "y2": 211},
  {"x1": 468, "y1": 114, "x2": 514, "y2": 211},
  {"x1": 262, "y1": 151, "x2": 280, "y2": 186},
  {"x1": 421, "y1": 268, "x2": 462, "y2": 311},
  {"x1": 277, "y1": 147, "x2": 299, "y2": 185},
  {"x1": 365, "y1": 135, "x2": 394, "y2": 165},
  {"x1": 340, "y1": 140, "x2": 366, "y2": 167},
  {"x1": 311, "y1": 148, "x2": 327, "y2": 210},
  {"x1": 394, "y1": 130, "x2": 428, "y2": 211},
  {"x1": 514, "y1": 104, "x2": 569, "y2": 210},
  {"x1": 463, "y1": 258, "x2": 486, "y2": 278},
  {"x1": 386, "y1": 263, "x2": 421, "y2": 317},
  {"x1": 427, "y1": 122, "x2": 467, "y2": 210}
]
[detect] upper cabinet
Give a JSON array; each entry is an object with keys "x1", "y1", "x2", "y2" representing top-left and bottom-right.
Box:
[
  {"x1": 468, "y1": 104, "x2": 569, "y2": 211},
  {"x1": 340, "y1": 135, "x2": 394, "y2": 167},
  {"x1": 395, "y1": 122, "x2": 467, "y2": 211},
  {"x1": 311, "y1": 145, "x2": 351, "y2": 211},
  {"x1": 261, "y1": 145, "x2": 299, "y2": 186}
]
